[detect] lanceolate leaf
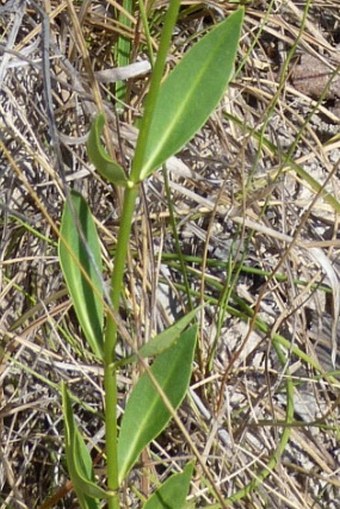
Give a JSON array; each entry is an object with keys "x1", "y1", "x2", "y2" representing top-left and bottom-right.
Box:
[
  {"x1": 137, "y1": 8, "x2": 244, "y2": 180},
  {"x1": 62, "y1": 383, "x2": 114, "y2": 507},
  {"x1": 143, "y1": 462, "x2": 194, "y2": 509},
  {"x1": 87, "y1": 113, "x2": 128, "y2": 187},
  {"x1": 118, "y1": 326, "x2": 197, "y2": 483},
  {"x1": 115, "y1": 307, "x2": 200, "y2": 368},
  {"x1": 59, "y1": 191, "x2": 103, "y2": 359}
]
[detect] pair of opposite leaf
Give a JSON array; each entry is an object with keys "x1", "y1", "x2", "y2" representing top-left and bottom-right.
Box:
[
  {"x1": 61, "y1": 325, "x2": 197, "y2": 508},
  {"x1": 87, "y1": 9, "x2": 244, "y2": 188},
  {"x1": 59, "y1": 8, "x2": 244, "y2": 363}
]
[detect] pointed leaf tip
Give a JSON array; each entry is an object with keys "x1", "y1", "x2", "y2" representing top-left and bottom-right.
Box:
[
  {"x1": 137, "y1": 8, "x2": 244, "y2": 180},
  {"x1": 118, "y1": 326, "x2": 197, "y2": 482},
  {"x1": 143, "y1": 462, "x2": 194, "y2": 509}
]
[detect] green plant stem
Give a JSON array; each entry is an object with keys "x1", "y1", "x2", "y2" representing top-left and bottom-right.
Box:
[
  {"x1": 130, "y1": 0, "x2": 180, "y2": 182},
  {"x1": 104, "y1": 185, "x2": 139, "y2": 509},
  {"x1": 103, "y1": 3, "x2": 181, "y2": 503}
]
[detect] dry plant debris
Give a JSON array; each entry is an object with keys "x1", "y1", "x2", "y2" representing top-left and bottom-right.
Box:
[{"x1": 0, "y1": 1, "x2": 339, "y2": 508}]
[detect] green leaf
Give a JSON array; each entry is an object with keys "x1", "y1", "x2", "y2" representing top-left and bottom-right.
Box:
[
  {"x1": 87, "y1": 113, "x2": 128, "y2": 187},
  {"x1": 137, "y1": 8, "x2": 244, "y2": 180},
  {"x1": 62, "y1": 383, "x2": 114, "y2": 507},
  {"x1": 118, "y1": 326, "x2": 197, "y2": 482},
  {"x1": 143, "y1": 462, "x2": 194, "y2": 509},
  {"x1": 115, "y1": 307, "x2": 200, "y2": 368},
  {"x1": 59, "y1": 191, "x2": 103, "y2": 359}
]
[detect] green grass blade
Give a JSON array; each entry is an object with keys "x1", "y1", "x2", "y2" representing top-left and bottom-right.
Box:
[
  {"x1": 117, "y1": 325, "x2": 197, "y2": 482},
  {"x1": 87, "y1": 114, "x2": 128, "y2": 187},
  {"x1": 137, "y1": 8, "x2": 244, "y2": 180},
  {"x1": 62, "y1": 383, "x2": 114, "y2": 506},
  {"x1": 115, "y1": 0, "x2": 134, "y2": 105},
  {"x1": 143, "y1": 462, "x2": 194, "y2": 509},
  {"x1": 58, "y1": 191, "x2": 104, "y2": 359}
]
